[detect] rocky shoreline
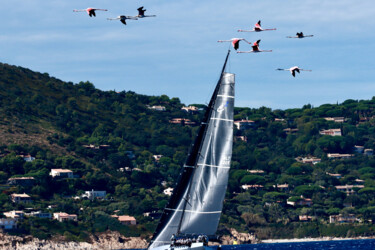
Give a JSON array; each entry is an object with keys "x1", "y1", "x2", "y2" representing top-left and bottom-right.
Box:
[{"x1": 2, "y1": 230, "x2": 373, "y2": 249}]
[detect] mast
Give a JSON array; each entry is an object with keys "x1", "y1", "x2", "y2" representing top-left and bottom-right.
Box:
[{"x1": 149, "y1": 50, "x2": 234, "y2": 249}]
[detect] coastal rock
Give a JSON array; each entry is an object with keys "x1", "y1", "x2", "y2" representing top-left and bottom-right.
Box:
[{"x1": 0, "y1": 231, "x2": 148, "y2": 250}]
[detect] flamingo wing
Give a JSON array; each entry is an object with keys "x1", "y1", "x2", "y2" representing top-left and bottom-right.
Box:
[{"x1": 233, "y1": 40, "x2": 240, "y2": 50}]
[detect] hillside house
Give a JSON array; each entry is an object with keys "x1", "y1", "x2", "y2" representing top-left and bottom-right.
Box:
[
  {"x1": 111, "y1": 215, "x2": 136, "y2": 225},
  {"x1": 235, "y1": 136, "x2": 248, "y2": 142},
  {"x1": 50, "y1": 169, "x2": 74, "y2": 178},
  {"x1": 82, "y1": 190, "x2": 106, "y2": 200},
  {"x1": 169, "y1": 118, "x2": 196, "y2": 126},
  {"x1": 26, "y1": 211, "x2": 52, "y2": 219},
  {"x1": 234, "y1": 120, "x2": 255, "y2": 130},
  {"x1": 7, "y1": 177, "x2": 35, "y2": 186},
  {"x1": 18, "y1": 154, "x2": 35, "y2": 162},
  {"x1": 324, "y1": 117, "x2": 346, "y2": 123},
  {"x1": 0, "y1": 218, "x2": 17, "y2": 230},
  {"x1": 326, "y1": 173, "x2": 342, "y2": 179},
  {"x1": 354, "y1": 145, "x2": 365, "y2": 153},
  {"x1": 335, "y1": 185, "x2": 364, "y2": 195},
  {"x1": 364, "y1": 149, "x2": 374, "y2": 156},
  {"x1": 329, "y1": 214, "x2": 359, "y2": 224},
  {"x1": 274, "y1": 184, "x2": 289, "y2": 191},
  {"x1": 319, "y1": 129, "x2": 342, "y2": 136},
  {"x1": 3, "y1": 210, "x2": 24, "y2": 219},
  {"x1": 53, "y1": 212, "x2": 77, "y2": 222},
  {"x1": 181, "y1": 106, "x2": 198, "y2": 114},
  {"x1": 242, "y1": 185, "x2": 264, "y2": 190},
  {"x1": 287, "y1": 197, "x2": 313, "y2": 207},
  {"x1": 148, "y1": 105, "x2": 166, "y2": 111},
  {"x1": 296, "y1": 157, "x2": 321, "y2": 165},
  {"x1": 247, "y1": 170, "x2": 265, "y2": 174},
  {"x1": 163, "y1": 187, "x2": 173, "y2": 196},
  {"x1": 327, "y1": 153, "x2": 353, "y2": 159},
  {"x1": 11, "y1": 193, "x2": 32, "y2": 204},
  {"x1": 153, "y1": 155, "x2": 163, "y2": 162}
]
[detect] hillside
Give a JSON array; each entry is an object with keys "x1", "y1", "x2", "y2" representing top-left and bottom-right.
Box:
[{"x1": 1, "y1": 62, "x2": 375, "y2": 242}]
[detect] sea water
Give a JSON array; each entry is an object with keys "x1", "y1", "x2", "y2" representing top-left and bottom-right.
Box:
[
  {"x1": 130, "y1": 239, "x2": 375, "y2": 250},
  {"x1": 216, "y1": 239, "x2": 375, "y2": 250}
]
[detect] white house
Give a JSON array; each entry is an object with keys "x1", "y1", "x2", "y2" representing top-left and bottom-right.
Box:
[
  {"x1": 319, "y1": 129, "x2": 342, "y2": 136},
  {"x1": 163, "y1": 187, "x2": 174, "y2": 196},
  {"x1": 82, "y1": 190, "x2": 107, "y2": 200},
  {"x1": 53, "y1": 212, "x2": 77, "y2": 222},
  {"x1": 50, "y1": 169, "x2": 74, "y2": 178}
]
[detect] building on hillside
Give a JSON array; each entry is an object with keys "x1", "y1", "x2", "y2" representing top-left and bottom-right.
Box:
[
  {"x1": 283, "y1": 128, "x2": 299, "y2": 134},
  {"x1": 299, "y1": 215, "x2": 315, "y2": 222},
  {"x1": 181, "y1": 106, "x2": 198, "y2": 114},
  {"x1": 169, "y1": 118, "x2": 196, "y2": 126},
  {"x1": 273, "y1": 184, "x2": 289, "y2": 191},
  {"x1": 274, "y1": 118, "x2": 285, "y2": 122},
  {"x1": 111, "y1": 215, "x2": 136, "y2": 225},
  {"x1": 324, "y1": 117, "x2": 346, "y2": 123},
  {"x1": 364, "y1": 149, "x2": 374, "y2": 156},
  {"x1": 329, "y1": 214, "x2": 359, "y2": 223},
  {"x1": 235, "y1": 136, "x2": 248, "y2": 142},
  {"x1": 354, "y1": 145, "x2": 364, "y2": 154},
  {"x1": 247, "y1": 170, "x2": 265, "y2": 174},
  {"x1": 326, "y1": 172, "x2": 342, "y2": 179},
  {"x1": 163, "y1": 187, "x2": 173, "y2": 196},
  {"x1": 148, "y1": 105, "x2": 166, "y2": 111},
  {"x1": 82, "y1": 190, "x2": 107, "y2": 200},
  {"x1": 153, "y1": 155, "x2": 163, "y2": 162},
  {"x1": 53, "y1": 212, "x2": 77, "y2": 222},
  {"x1": 327, "y1": 153, "x2": 354, "y2": 159},
  {"x1": 234, "y1": 120, "x2": 255, "y2": 130},
  {"x1": 0, "y1": 218, "x2": 17, "y2": 230},
  {"x1": 11, "y1": 193, "x2": 32, "y2": 204},
  {"x1": 287, "y1": 197, "x2": 313, "y2": 207},
  {"x1": 25, "y1": 211, "x2": 52, "y2": 219},
  {"x1": 3, "y1": 210, "x2": 24, "y2": 219},
  {"x1": 7, "y1": 177, "x2": 35, "y2": 187},
  {"x1": 50, "y1": 169, "x2": 74, "y2": 178},
  {"x1": 296, "y1": 157, "x2": 321, "y2": 165},
  {"x1": 319, "y1": 129, "x2": 342, "y2": 136},
  {"x1": 241, "y1": 185, "x2": 264, "y2": 190},
  {"x1": 335, "y1": 185, "x2": 364, "y2": 195},
  {"x1": 18, "y1": 154, "x2": 35, "y2": 162}
]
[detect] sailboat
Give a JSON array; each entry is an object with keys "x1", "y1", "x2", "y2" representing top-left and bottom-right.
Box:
[{"x1": 148, "y1": 51, "x2": 235, "y2": 250}]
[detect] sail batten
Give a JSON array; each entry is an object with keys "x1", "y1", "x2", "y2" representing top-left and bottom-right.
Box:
[{"x1": 148, "y1": 51, "x2": 234, "y2": 249}]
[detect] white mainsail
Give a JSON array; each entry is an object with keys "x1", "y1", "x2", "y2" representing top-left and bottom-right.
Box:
[{"x1": 149, "y1": 51, "x2": 234, "y2": 249}]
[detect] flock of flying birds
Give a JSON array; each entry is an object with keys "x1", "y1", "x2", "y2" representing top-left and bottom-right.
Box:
[
  {"x1": 218, "y1": 20, "x2": 314, "y2": 77},
  {"x1": 73, "y1": 6, "x2": 156, "y2": 25}
]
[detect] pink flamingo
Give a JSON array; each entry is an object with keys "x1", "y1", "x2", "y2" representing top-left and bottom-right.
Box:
[
  {"x1": 237, "y1": 40, "x2": 272, "y2": 53},
  {"x1": 217, "y1": 38, "x2": 250, "y2": 50},
  {"x1": 73, "y1": 8, "x2": 108, "y2": 17},
  {"x1": 238, "y1": 20, "x2": 276, "y2": 32},
  {"x1": 276, "y1": 66, "x2": 312, "y2": 77}
]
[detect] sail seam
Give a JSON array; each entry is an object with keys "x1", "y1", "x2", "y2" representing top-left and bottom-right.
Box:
[
  {"x1": 217, "y1": 95, "x2": 234, "y2": 99},
  {"x1": 165, "y1": 208, "x2": 221, "y2": 214},
  {"x1": 197, "y1": 163, "x2": 230, "y2": 169},
  {"x1": 211, "y1": 118, "x2": 233, "y2": 122}
]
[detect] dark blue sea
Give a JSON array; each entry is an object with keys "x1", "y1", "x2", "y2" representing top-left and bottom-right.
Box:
[
  {"x1": 212, "y1": 239, "x2": 375, "y2": 249},
  {"x1": 129, "y1": 239, "x2": 375, "y2": 250}
]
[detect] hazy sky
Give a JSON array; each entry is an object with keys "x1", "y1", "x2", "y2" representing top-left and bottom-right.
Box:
[{"x1": 1, "y1": 1, "x2": 375, "y2": 109}]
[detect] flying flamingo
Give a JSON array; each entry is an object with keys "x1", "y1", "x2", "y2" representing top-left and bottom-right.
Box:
[
  {"x1": 107, "y1": 15, "x2": 138, "y2": 25},
  {"x1": 73, "y1": 8, "x2": 108, "y2": 17},
  {"x1": 238, "y1": 20, "x2": 276, "y2": 32},
  {"x1": 286, "y1": 32, "x2": 314, "y2": 39},
  {"x1": 237, "y1": 40, "x2": 272, "y2": 53},
  {"x1": 276, "y1": 66, "x2": 312, "y2": 77},
  {"x1": 217, "y1": 38, "x2": 250, "y2": 50},
  {"x1": 137, "y1": 6, "x2": 156, "y2": 18}
]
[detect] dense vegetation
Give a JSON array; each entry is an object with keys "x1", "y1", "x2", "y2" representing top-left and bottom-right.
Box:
[{"x1": 1, "y1": 62, "x2": 375, "y2": 241}]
